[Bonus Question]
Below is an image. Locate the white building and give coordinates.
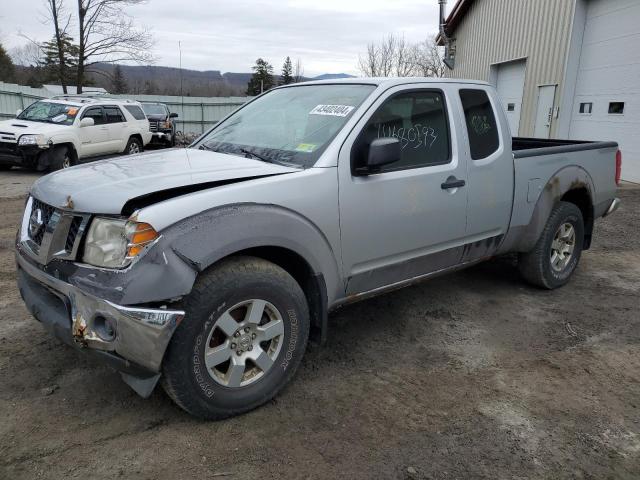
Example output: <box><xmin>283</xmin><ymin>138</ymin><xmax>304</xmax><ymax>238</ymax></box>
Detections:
<box><xmin>438</xmin><ymin>0</ymin><xmax>640</xmax><ymax>182</ymax></box>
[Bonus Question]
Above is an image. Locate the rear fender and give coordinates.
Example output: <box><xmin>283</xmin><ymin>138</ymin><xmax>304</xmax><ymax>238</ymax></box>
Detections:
<box><xmin>499</xmin><ymin>165</ymin><xmax>594</xmax><ymax>254</ymax></box>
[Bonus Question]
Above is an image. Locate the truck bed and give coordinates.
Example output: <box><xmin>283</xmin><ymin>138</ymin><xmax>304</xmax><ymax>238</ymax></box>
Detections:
<box><xmin>512</xmin><ymin>137</ymin><xmax>618</xmax><ymax>158</ymax></box>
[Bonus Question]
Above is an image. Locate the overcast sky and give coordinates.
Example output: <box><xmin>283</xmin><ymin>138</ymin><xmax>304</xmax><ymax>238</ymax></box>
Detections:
<box><xmin>0</xmin><ymin>0</ymin><xmax>444</xmax><ymax>77</ymax></box>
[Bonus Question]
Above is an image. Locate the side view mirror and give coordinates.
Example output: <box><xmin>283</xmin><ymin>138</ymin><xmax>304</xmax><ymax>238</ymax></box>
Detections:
<box><xmin>169</xmin><ymin>112</ymin><xmax>178</xmax><ymax>118</ymax></box>
<box><xmin>16</xmin><ymin>109</ymin><xmax>22</xmax><ymax>117</ymax></box>
<box><xmin>80</xmin><ymin>117</ymin><xmax>95</xmax><ymax>127</ymax></box>
<box><xmin>359</xmin><ymin>137</ymin><xmax>401</xmax><ymax>174</ymax></box>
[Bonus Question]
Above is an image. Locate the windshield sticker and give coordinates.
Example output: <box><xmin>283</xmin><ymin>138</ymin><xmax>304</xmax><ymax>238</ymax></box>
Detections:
<box><xmin>51</xmin><ymin>114</ymin><xmax>68</xmax><ymax>123</ymax></box>
<box><xmin>309</xmin><ymin>104</ymin><xmax>355</xmax><ymax>117</ymax></box>
<box><xmin>295</xmin><ymin>143</ymin><xmax>317</xmax><ymax>153</ymax></box>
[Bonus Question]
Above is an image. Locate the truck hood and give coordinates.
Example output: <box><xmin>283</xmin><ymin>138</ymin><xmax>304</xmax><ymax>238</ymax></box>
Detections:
<box><xmin>0</xmin><ymin>119</ymin><xmax>69</xmax><ymax>139</ymax></box>
<box><xmin>30</xmin><ymin>148</ymin><xmax>301</xmax><ymax>215</ymax></box>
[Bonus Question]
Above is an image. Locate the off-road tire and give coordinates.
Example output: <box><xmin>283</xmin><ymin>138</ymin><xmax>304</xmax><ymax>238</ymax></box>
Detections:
<box><xmin>161</xmin><ymin>256</ymin><xmax>310</xmax><ymax>420</ymax></box>
<box><xmin>49</xmin><ymin>146</ymin><xmax>74</xmax><ymax>171</ymax></box>
<box><xmin>518</xmin><ymin>201</ymin><xmax>584</xmax><ymax>289</ymax></box>
<box><xmin>124</xmin><ymin>137</ymin><xmax>142</xmax><ymax>155</ymax></box>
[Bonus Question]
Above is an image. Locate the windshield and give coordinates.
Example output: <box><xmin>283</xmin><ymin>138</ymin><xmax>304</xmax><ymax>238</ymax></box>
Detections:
<box><xmin>194</xmin><ymin>84</ymin><xmax>376</xmax><ymax>168</ymax></box>
<box><xmin>17</xmin><ymin>101</ymin><xmax>81</xmax><ymax>125</ymax></box>
<box><xmin>142</xmin><ymin>104</ymin><xmax>167</xmax><ymax>116</ymax></box>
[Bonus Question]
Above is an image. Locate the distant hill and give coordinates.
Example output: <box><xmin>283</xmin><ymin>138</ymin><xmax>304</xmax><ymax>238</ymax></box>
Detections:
<box><xmin>312</xmin><ymin>73</ymin><xmax>356</xmax><ymax>80</ymax></box>
<box><xmin>16</xmin><ymin>62</ymin><xmax>358</xmax><ymax>97</ymax></box>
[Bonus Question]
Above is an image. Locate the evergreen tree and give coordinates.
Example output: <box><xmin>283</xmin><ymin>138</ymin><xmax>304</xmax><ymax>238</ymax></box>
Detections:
<box><xmin>0</xmin><ymin>43</ymin><xmax>16</xmax><ymax>82</ymax></box>
<box><xmin>246</xmin><ymin>58</ymin><xmax>275</xmax><ymax>95</ymax></box>
<box><xmin>40</xmin><ymin>34</ymin><xmax>79</xmax><ymax>86</ymax></box>
<box><xmin>112</xmin><ymin>65</ymin><xmax>128</xmax><ymax>93</ymax></box>
<box><xmin>280</xmin><ymin>56</ymin><xmax>293</xmax><ymax>85</ymax></box>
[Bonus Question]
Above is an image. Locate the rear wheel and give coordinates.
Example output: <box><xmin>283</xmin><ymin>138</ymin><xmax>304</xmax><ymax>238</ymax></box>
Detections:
<box><xmin>518</xmin><ymin>201</ymin><xmax>584</xmax><ymax>289</ymax></box>
<box><xmin>124</xmin><ymin>137</ymin><xmax>142</xmax><ymax>155</ymax></box>
<box><xmin>162</xmin><ymin>256</ymin><xmax>310</xmax><ymax>419</ymax></box>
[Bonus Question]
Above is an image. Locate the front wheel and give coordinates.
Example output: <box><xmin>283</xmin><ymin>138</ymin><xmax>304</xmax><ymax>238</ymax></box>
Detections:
<box><xmin>518</xmin><ymin>201</ymin><xmax>584</xmax><ymax>289</ymax></box>
<box><xmin>124</xmin><ymin>137</ymin><xmax>142</xmax><ymax>155</ymax></box>
<box><xmin>49</xmin><ymin>146</ymin><xmax>74</xmax><ymax>171</ymax></box>
<box><xmin>162</xmin><ymin>256</ymin><xmax>310</xmax><ymax>419</ymax></box>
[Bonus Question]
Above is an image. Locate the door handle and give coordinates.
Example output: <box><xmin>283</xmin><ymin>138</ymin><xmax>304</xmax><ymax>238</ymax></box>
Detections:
<box><xmin>441</xmin><ymin>178</ymin><xmax>466</xmax><ymax>190</ymax></box>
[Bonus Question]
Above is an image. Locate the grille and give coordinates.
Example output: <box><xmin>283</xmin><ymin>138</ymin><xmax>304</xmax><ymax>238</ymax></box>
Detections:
<box><xmin>66</xmin><ymin>216</ymin><xmax>84</xmax><ymax>252</ymax></box>
<box><xmin>149</xmin><ymin>121</ymin><xmax>158</xmax><ymax>132</ymax></box>
<box><xmin>30</xmin><ymin>198</ymin><xmax>56</xmax><ymax>245</ymax></box>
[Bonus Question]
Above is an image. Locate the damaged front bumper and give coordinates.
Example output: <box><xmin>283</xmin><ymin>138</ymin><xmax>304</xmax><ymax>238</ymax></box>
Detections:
<box><xmin>16</xmin><ymin>248</ymin><xmax>185</xmax><ymax>397</ymax></box>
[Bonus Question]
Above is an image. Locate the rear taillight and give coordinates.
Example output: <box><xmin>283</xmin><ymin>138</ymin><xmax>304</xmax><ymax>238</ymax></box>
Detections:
<box><xmin>615</xmin><ymin>150</ymin><xmax>622</xmax><ymax>186</ymax></box>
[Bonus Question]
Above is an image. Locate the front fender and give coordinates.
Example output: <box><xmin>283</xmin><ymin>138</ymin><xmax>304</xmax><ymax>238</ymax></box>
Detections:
<box><xmin>166</xmin><ymin>203</ymin><xmax>342</xmax><ymax>303</ymax></box>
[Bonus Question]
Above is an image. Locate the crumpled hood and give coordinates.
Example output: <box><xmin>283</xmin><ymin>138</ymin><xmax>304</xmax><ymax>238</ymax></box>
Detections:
<box><xmin>30</xmin><ymin>148</ymin><xmax>301</xmax><ymax>214</ymax></box>
<box><xmin>0</xmin><ymin>119</ymin><xmax>68</xmax><ymax>138</ymax></box>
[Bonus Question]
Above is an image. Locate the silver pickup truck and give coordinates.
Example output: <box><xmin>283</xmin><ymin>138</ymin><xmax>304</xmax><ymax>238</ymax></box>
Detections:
<box><xmin>16</xmin><ymin>78</ymin><xmax>621</xmax><ymax>419</ymax></box>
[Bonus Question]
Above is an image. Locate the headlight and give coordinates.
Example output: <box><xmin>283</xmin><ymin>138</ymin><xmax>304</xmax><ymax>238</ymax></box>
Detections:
<box><xmin>160</xmin><ymin>121</ymin><xmax>172</xmax><ymax>129</ymax></box>
<box><xmin>18</xmin><ymin>134</ymin><xmax>47</xmax><ymax>146</ymax></box>
<box><xmin>83</xmin><ymin>218</ymin><xmax>159</xmax><ymax>269</ymax></box>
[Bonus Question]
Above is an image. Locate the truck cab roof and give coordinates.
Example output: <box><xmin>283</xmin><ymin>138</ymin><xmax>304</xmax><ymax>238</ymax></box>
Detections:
<box><xmin>283</xmin><ymin>77</ymin><xmax>492</xmax><ymax>89</ymax></box>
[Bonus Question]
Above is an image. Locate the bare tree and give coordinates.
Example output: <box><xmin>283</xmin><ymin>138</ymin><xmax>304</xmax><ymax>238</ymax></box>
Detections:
<box><xmin>45</xmin><ymin>0</ymin><xmax>73</xmax><ymax>93</ymax></box>
<box><xmin>10</xmin><ymin>42</ymin><xmax>43</xmax><ymax>66</ymax></box>
<box><xmin>411</xmin><ymin>35</ymin><xmax>445</xmax><ymax>78</ymax></box>
<box><xmin>76</xmin><ymin>0</ymin><xmax>154</xmax><ymax>93</ymax></box>
<box><xmin>293</xmin><ymin>58</ymin><xmax>304</xmax><ymax>83</ymax></box>
<box><xmin>358</xmin><ymin>33</ymin><xmax>445</xmax><ymax>78</ymax></box>
<box><xmin>393</xmin><ymin>35</ymin><xmax>415</xmax><ymax>77</ymax></box>
<box><xmin>358</xmin><ymin>34</ymin><xmax>394</xmax><ymax>77</ymax></box>
<box><xmin>358</xmin><ymin>34</ymin><xmax>414</xmax><ymax>77</ymax></box>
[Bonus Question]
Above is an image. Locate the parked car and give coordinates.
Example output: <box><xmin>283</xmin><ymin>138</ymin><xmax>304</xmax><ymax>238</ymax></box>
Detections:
<box><xmin>0</xmin><ymin>96</ymin><xmax>152</xmax><ymax>171</ymax></box>
<box><xmin>141</xmin><ymin>102</ymin><xmax>178</xmax><ymax>146</ymax></box>
<box><xmin>16</xmin><ymin>78</ymin><xmax>621</xmax><ymax>419</ymax></box>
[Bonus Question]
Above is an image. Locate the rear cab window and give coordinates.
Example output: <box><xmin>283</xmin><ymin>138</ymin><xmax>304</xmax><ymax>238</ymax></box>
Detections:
<box><xmin>352</xmin><ymin>89</ymin><xmax>451</xmax><ymax>173</ymax></box>
<box><xmin>459</xmin><ymin>89</ymin><xmax>500</xmax><ymax>160</ymax></box>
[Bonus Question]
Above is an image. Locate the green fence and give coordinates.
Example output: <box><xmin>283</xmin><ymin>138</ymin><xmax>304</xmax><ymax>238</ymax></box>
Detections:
<box><xmin>0</xmin><ymin>82</ymin><xmax>248</xmax><ymax>134</ymax></box>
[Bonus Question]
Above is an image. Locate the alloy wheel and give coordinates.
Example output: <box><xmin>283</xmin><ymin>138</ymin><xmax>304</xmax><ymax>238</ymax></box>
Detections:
<box><xmin>204</xmin><ymin>299</ymin><xmax>285</xmax><ymax>388</ymax></box>
<box><xmin>550</xmin><ymin>222</ymin><xmax>576</xmax><ymax>272</ymax></box>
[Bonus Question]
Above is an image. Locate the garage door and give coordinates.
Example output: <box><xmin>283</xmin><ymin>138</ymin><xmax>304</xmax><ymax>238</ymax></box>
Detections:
<box><xmin>569</xmin><ymin>0</ymin><xmax>640</xmax><ymax>183</ymax></box>
<box><xmin>494</xmin><ymin>60</ymin><xmax>526</xmax><ymax>136</ymax></box>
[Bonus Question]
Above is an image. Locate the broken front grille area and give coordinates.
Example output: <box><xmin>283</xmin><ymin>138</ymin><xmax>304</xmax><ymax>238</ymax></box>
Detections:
<box><xmin>29</xmin><ymin>198</ymin><xmax>56</xmax><ymax>245</ymax></box>
<box><xmin>22</xmin><ymin>197</ymin><xmax>91</xmax><ymax>264</ymax></box>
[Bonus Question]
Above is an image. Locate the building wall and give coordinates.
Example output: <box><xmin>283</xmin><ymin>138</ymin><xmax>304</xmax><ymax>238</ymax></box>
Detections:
<box><xmin>444</xmin><ymin>0</ymin><xmax>576</xmax><ymax>137</ymax></box>
<box><xmin>567</xmin><ymin>0</ymin><xmax>640</xmax><ymax>182</ymax></box>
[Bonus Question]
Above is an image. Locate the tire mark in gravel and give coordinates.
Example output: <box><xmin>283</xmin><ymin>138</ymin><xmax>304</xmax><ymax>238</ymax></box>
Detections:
<box><xmin>0</xmin><ymin>418</ymin><xmax>171</xmax><ymax>466</ymax></box>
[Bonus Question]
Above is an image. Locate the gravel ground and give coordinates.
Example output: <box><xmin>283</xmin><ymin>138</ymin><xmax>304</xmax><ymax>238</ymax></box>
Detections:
<box><xmin>0</xmin><ymin>170</ymin><xmax>639</xmax><ymax>480</ymax></box>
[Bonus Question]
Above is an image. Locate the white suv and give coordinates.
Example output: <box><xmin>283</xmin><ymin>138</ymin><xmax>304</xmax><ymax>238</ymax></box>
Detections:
<box><xmin>0</xmin><ymin>96</ymin><xmax>152</xmax><ymax>171</ymax></box>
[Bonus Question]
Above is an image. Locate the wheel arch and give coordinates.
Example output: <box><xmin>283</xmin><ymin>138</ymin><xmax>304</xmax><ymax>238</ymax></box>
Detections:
<box><xmin>215</xmin><ymin>246</ymin><xmax>328</xmax><ymax>344</ymax></box>
<box><xmin>165</xmin><ymin>203</ymin><xmax>342</xmax><ymax>343</ymax></box>
<box><xmin>38</xmin><ymin>142</ymin><xmax>78</xmax><ymax>170</ymax></box>
<box><xmin>128</xmin><ymin>133</ymin><xmax>144</xmax><ymax>145</ymax></box>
